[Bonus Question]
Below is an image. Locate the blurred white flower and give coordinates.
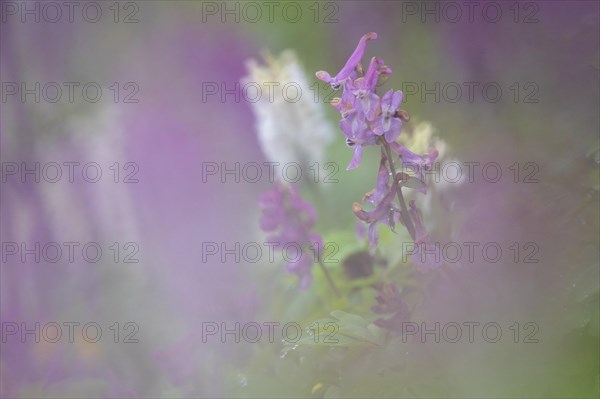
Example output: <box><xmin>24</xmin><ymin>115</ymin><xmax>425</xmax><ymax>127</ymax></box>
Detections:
<box><xmin>242</xmin><ymin>50</ymin><xmax>334</xmax><ymax>170</ymax></box>
<box><xmin>400</xmin><ymin>120</ymin><xmax>447</xmax><ymax>161</ymax></box>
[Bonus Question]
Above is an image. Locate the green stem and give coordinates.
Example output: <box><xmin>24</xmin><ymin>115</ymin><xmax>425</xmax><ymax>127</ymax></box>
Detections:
<box><xmin>317</xmin><ymin>257</ymin><xmax>341</xmax><ymax>297</ymax></box>
<box><xmin>382</xmin><ymin>141</ymin><xmax>417</xmax><ymax>241</ymax></box>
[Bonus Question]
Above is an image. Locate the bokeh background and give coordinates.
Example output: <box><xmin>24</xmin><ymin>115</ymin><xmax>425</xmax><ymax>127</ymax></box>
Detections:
<box><xmin>1</xmin><ymin>1</ymin><xmax>599</xmax><ymax>398</ymax></box>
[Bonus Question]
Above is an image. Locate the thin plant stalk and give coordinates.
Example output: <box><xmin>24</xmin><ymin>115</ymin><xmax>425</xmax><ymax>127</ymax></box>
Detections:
<box><xmin>381</xmin><ymin>140</ymin><xmax>417</xmax><ymax>241</ymax></box>
<box><xmin>317</xmin><ymin>257</ymin><xmax>341</xmax><ymax>297</ymax></box>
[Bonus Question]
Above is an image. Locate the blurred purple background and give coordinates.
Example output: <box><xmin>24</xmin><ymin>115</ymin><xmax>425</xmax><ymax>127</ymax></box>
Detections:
<box><xmin>1</xmin><ymin>1</ymin><xmax>598</xmax><ymax>397</ymax></box>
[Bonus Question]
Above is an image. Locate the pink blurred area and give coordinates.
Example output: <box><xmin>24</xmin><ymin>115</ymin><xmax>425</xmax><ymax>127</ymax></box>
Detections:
<box><xmin>1</xmin><ymin>8</ymin><xmax>271</xmax><ymax>397</ymax></box>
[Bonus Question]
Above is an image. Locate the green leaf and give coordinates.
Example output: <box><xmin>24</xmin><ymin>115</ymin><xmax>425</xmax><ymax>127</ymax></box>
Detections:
<box><xmin>330</xmin><ymin>310</ymin><xmax>367</xmax><ymax>326</ymax></box>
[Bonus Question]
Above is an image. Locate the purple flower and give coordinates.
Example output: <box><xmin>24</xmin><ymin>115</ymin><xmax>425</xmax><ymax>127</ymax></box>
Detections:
<box><xmin>390</xmin><ymin>142</ymin><xmax>439</xmax><ymax>193</ymax></box>
<box><xmin>372</xmin><ymin>283</ymin><xmax>410</xmax><ymax>333</ymax></box>
<box><xmin>259</xmin><ymin>182</ymin><xmax>316</xmax><ymax>244</ymax></box>
<box><xmin>372</xmin><ymin>90</ymin><xmax>403</xmax><ymax>143</ymax></box>
<box><xmin>336</xmin><ymin>85</ymin><xmax>379</xmax><ymax>170</ymax></box>
<box><xmin>258</xmin><ymin>182</ymin><xmax>322</xmax><ymax>288</ymax></box>
<box><xmin>353</xmin><ymin>172</ymin><xmax>407</xmax><ymax>249</ymax></box>
<box><xmin>316</xmin><ymin>32</ymin><xmax>378</xmax><ymax>89</ymax></box>
<box><xmin>349</xmin><ymin>57</ymin><xmax>383</xmax><ymax>121</ymax></box>
<box><xmin>338</xmin><ymin>98</ymin><xmax>367</xmax><ymax>142</ymax></box>
<box><xmin>317</xmin><ymin>32</ymin><xmax>440</xmax><ymax>264</ymax></box>
<box><xmin>321</xmin><ymin>33</ymin><xmax>409</xmax><ymax>171</ymax></box>
<box><xmin>346</xmin><ymin>143</ymin><xmax>364</xmax><ymax>170</ymax></box>
<box><xmin>364</xmin><ymin>149</ymin><xmax>393</xmax><ymax>206</ymax></box>
<box><xmin>342</xmin><ymin>125</ymin><xmax>378</xmax><ymax>171</ymax></box>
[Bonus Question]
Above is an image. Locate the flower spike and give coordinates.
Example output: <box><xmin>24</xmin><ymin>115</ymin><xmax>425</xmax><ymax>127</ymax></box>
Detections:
<box><xmin>316</xmin><ymin>32</ymin><xmax>378</xmax><ymax>89</ymax></box>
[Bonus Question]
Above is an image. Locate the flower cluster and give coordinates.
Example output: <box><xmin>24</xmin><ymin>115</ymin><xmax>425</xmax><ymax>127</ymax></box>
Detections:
<box><xmin>317</xmin><ymin>32</ymin><xmax>439</xmax><ymax>254</ymax></box>
<box><xmin>258</xmin><ymin>182</ymin><xmax>323</xmax><ymax>289</ymax></box>
<box><xmin>372</xmin><ymin>283</ymin><xmax>409</xmax><ymax>333</ymax></box>
<box><xmin>316</xmin><ymin>32</ymin><xmax>437</xmax><ymax>172</ymax></box>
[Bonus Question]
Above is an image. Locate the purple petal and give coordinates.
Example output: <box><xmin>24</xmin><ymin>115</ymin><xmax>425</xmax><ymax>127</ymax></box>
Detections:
<box><xmin>364</xmin><ymin>57</ymin><xmax>384</xmax><ymax>90</ymax></box>
<box><xmin>372</xmin><ymin>118</ymin><xmax>384</xmax><ymax>136</ymax></box>
<box><xmin>334</xmin><ymin>32</ymin><xmax>378</xmax><ymax>83</ymax></box>
<box><xmin>350</xmin><ymin>113</ymin><xmax>366</xmax><ymax>137</ymax></box>
<box><xmin>365</xmin><ymin>93</ymin><xmax>380</xmax><ymax>121</ymax></box>
<box><xmin>340</xmin><ymin>111</ymin><xmax>367</xmax><ymax>141</ymax></box>
<box><xmin>390</xmin><ymin>142</ymin><xmax>424</xmax><ymax>165</ymax></box>
<box><xmin>347</xmin><ymin>145</ymin><xmax>364</xmax><ymax>170</ymax></box>
<box><xmin>372</xmin><ymin>153</ymin><xmax>390</xmax><ymax>204</ymax></box>
<box><xmin>390</xmin><ymin>143</ymin><xmax>434</xmax><ymax>184</ymax></box>
<box><xmin>352</xmin><ymin>173</ymin><xmax>405</xmax><ymax>223</ymax></box>
<box><xmin>391</xmin><ymin>90</ymin><xmax>403</xmax><ymax>110</ymax></box>
<box><xmin>384</xmin><ymin>118</ymin><xmax>402</xmax><ymax>143</ymax></box>
<box><xmin>381</xmin><ymin>90</ymin><xmax>394</xmax><ymax>113</ymax></box>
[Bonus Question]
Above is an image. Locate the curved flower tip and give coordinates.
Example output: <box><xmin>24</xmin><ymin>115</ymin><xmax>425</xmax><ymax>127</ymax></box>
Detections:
<box><xmin>379</xmin><ymin>65</ymin><xmax>393</xmax><ymax>76</ymax></box>
<box><xmin>363</xmin><ymin>32</ymin><xmax>378</xmax><ymax>41</ymax></box>
<box><xmin>396</xmin><ymin>109</ymin><xmax>410</xmax><ymax>122</ymax></box>
<box><xmin>321</xmin><ymin>32</ymin><xmax>379</xmax><ymax>89</ymax></box>
<box><xmin>330</xmin><ymin>97</ymin><xmax>341</xmax><ymax>110</ymax></box>
<box><xmin>352</xmin><ymin>201</ymin><xmax>364</xmax><ymax>216</ymax></box>
<box><xmin>344</xmin><ymin>32</ymin><xmax>378</xmax><ymax>72</ymax></box>
<box><xmin>346</xmin><ymin>145</ymin><xmax>363</xmax><ymax>170</ymax></box>
<box><xmin>315</xmin><ymin>70</ymin><xmax>332</xmax><ymax>82</ymax></box>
